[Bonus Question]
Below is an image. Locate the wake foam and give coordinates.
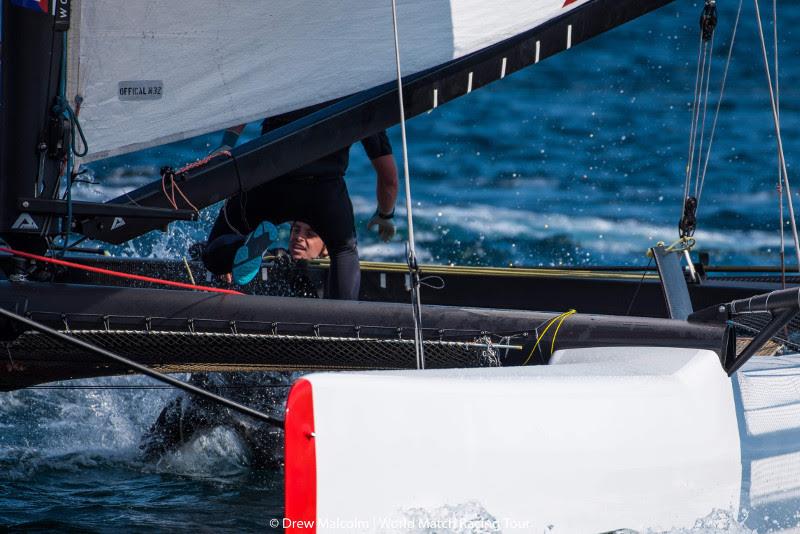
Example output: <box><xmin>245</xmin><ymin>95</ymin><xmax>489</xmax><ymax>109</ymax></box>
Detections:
<box><xmin>151</xmin><ymin>426</ymin><xmax>251</xmax><ymax>480</ymax></box>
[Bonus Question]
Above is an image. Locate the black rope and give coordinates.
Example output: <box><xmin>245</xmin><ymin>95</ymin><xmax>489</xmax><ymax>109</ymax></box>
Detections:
<box><xmin>626</xmin><ymin>257</ymin><xmax>654</xmax><ymax>316</ymax></box>
<box><xmin>65</xmin><ymin>99</ymin><xmax>88</xmax><ymax>157</ymax></box>
<box><xmin>228</xmin><ymin>152</ymin><xmax>252</xmax><ymax>233</ymax></box>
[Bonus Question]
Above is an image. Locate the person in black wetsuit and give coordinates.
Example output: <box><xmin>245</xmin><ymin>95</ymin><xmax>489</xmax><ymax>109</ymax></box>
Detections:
<box><xmin>201</xmin><ymin>107</ymin><xmax>398</xmax><ymax>300</ymax></box>
<box><xmin>263</xmin><ymin>221</ymin><xmax>328</xmax><ymax>298</ymax></box>
<box><xmin>141</xmin><ymin>221</ymin><xmax>329</xmax><ymax>467</ymax></box>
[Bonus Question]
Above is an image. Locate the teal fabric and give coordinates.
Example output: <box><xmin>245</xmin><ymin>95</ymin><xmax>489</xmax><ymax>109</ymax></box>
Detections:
<box><xmin>232</xmin><ymin>221</ymin><xmax>278</xmax><ymax>285</ymax></box>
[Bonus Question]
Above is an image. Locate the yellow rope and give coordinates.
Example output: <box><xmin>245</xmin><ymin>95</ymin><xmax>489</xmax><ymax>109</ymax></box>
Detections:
<box><xmin>549</xmin><ymin>309</ymin><xmax>576</xmax><ymax>356</ymax></box>
<box><xmin>182</xmin><ymin>256</ymin><xmax>196</xmax><ymax>285</ymax></box>
<box><xmin>522</xmin><ymin>309</ymin><xmax>576</xmax><ymax>366</ymax></box>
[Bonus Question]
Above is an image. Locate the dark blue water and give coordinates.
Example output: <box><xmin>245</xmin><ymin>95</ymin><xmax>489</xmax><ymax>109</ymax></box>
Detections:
<box><xmin>3</xmin><ymin>1</ymin><xmax>800</xmax><ymax>531</ymax></box>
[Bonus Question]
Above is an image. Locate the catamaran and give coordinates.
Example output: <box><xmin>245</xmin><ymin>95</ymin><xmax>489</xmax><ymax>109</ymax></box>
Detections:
<box><xmin>2</xmin><ymin>0</ymin><xmax>800</xmax><ymax>531</ymax></box>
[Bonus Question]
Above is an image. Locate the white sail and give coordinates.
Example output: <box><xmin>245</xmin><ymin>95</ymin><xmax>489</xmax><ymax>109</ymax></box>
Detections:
<box><xmin>67</xmin><ymin>0</ymin><xmax>588</xmax><ymax>162</ymax></box>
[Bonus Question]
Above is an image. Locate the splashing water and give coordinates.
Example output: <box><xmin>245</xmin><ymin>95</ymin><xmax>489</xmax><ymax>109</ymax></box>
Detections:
<box><xmin>5</xmin><ymin>0</ymin><xmax>800</xmax><ymax>530</ymax></box>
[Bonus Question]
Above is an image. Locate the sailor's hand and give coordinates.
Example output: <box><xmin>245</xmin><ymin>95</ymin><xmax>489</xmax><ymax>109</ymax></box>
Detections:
<box><xmin>367</xmin><ymin>208</ymin><xmax>396</xmax><ymax>242</ymax></box>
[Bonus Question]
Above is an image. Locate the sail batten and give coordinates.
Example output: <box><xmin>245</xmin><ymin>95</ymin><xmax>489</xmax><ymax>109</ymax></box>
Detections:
<box><xmin>67</xmin><ymin>0</ymin><xmax>593</xmax><ymax>162</ymax></box>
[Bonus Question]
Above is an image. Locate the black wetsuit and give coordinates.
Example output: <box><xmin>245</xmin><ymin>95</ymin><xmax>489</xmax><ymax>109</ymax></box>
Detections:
<box><xmin>263</xmin><ymin>248</ymin><xmax>322</xmax><ymax>298</ymax></box>
<box><xmin>141</xmin><ymin>248</ymin><xmax>318</xmax><ymax>467</ymax></box>
<box><xmin>203</xmin><ymin>109</ymin><xmax>392</xmax><ymax>300</ymax></box>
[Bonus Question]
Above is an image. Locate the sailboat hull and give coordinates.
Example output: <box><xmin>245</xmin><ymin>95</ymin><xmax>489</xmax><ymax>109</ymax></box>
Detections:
<box><xmin>285</xmin><ymin>346</ymin><xmax>742</xmax><ymax>532</ymax></box>
<box><xmin>0</xmin><ymin>279</ymin><xmax>728</xmax><ymax>390</ymax></box>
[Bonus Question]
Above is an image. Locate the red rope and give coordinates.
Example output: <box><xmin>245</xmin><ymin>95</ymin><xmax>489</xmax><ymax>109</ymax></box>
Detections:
<box><xmin>160</xmin><ymin>151</ymin><xmax>231</xmax><ymax>214</ymax></box>
<box><xmin>0</xmin><ymin>247</ymin><xmax>243</xmax><ymax>296</ymax></box>
<box><xmin>176</xmin><ymin>151</ymin><xmax>231</xmax><ymax>175</ymax></box>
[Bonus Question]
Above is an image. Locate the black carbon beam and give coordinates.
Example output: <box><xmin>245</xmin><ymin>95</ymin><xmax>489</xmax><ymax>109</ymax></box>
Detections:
<box><xmin>84</xmin><ymin>0</ymin><xmax>676</xmax><ymax>244</ymax></box>
<box><xmin>0</xmin><ymin>306</ymin><xmax>284</xmax><ymax>429</ymax></box>
<box><xmin>690</xmin><ymin>287</ymin><xmax>800</xmax><ymax>375</ymax></box>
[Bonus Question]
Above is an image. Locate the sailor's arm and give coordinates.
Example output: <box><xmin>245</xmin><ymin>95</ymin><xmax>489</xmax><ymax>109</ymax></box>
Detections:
<box><xmin>372</xmin><ymin>154</ymin><xmax>398</xmax><ymax>217</ymax></box>
<box><xmin>363</xmin><ymin>131</ymin><xmax>398</xmax><ymax>242</ymax></box>
<box><xmin>367</xmin><ymin>155</ymin><xmax>398</xmax><ymax>242</ymax></box>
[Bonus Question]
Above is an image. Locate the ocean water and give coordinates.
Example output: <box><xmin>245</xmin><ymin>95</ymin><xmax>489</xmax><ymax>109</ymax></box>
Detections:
<box><xmin>4</xmin><ymin>0</ymin><xmax>800</xmax><ymax>531</ymax></box>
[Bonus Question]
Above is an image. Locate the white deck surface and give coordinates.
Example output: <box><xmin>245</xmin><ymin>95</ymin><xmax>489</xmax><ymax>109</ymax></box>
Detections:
<box><xmin>736</xmin><ymin>353</ymin><xmax>800</xmax><ymax>532</ymax></box>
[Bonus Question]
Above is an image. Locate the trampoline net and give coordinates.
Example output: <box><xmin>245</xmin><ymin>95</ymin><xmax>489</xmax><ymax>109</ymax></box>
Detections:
<box><xmin>6</xmin><ymin>329</ymin><xmax>505</xmax><ymax>374</ymax></box>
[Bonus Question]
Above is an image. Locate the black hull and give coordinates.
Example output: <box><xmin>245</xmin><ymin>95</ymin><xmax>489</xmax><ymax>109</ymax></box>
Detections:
<box><xmin>2</xmin><ymin>255</ymin><xmax>786</xmax><ymax>317</ymax></box>
<box><xmin>0</xmin><ymin>279</ymin><xmax>728</xmax><ymax>390</ymax></box>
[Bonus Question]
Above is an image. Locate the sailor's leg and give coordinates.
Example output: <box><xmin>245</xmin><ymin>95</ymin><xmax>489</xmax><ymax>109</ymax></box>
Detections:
<box><xmin>209</xmin><ymin>192</ymin><xmax>249</xmax><ymax>240</ymax></box>
<box><xmin>202</xmin><ymin>233</ymin><xmax>245</xmax><ymax>276</ymax></box>
<box><xmin>327</xmin><ymin>236</ymin><xmax>360</xmax><ymax>300</ymax></box>
<box><xmin>310</xmin><ymin>177</ymin><xmax>360</xmax><ymax>300</ymax></box>
<box><xmin>204</xmin><ymin>181</ymin><xmax>291</xmax><ymax>279</ymax></box>
<box><xmin>232</xmin><ymin>220</ymin><xmax>278</xmax><ymax>285</ymax></box>
<box><xmin>202</xmin><ymin>193</ymin><xmax>249</xmax><ymax>275</ymax></box>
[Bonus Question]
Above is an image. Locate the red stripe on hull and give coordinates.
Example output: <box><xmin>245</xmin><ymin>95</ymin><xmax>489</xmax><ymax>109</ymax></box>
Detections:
<box><xmin>563</xmin><ymin>0</ymin><xmax>579</xmax><ymax>5</ymax></box>
<box><xmin>284</xmin><ymin>378</ymin><xmax>317</xmax><ymax>533</ymax></box>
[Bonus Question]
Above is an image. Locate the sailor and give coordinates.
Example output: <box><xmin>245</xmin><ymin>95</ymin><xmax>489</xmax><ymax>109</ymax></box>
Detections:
<box><xmin>263</xmin><ymin>221</ymin><xmax>329</xmax><ymax>298</ymax></box>
<box><xmin>142</xmin><ymin>220</ymin><xmax>330</xmax><ymax>467</ymax></box>
<box><xmin>201</xmin><ymin>107</ymin><xmax>398</xmax><ymax>300</ymax></box>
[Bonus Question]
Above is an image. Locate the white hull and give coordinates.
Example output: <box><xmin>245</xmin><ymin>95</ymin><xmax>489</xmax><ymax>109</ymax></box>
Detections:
<box><xmin>285</xmin><ymin>347</ymin><xmax>758</xmax><ymax>533</ymax></box>
<box><xmin>736</xmin><ymin>354</ymin><xmax>800</xmax><ymax>531</ymax></box>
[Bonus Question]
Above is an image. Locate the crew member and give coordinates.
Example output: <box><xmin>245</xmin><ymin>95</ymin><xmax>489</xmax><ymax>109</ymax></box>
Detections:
<box><xmin>202</xmin><ymin>107</ymin><xmax>398</xmax><ymax>300</ymax></box>
<box><xmin>267</xmin><ymin>221</ymin><xmax>329</xmax><ymax>298</ymax></box>
<box><xmin>142</xmin><ymin>221</ymin><xmax>331</xmax><ymax>467</ymax></box>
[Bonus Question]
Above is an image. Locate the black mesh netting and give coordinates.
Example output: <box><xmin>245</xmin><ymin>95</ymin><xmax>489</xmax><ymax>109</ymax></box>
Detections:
<box><xmin>731</xmin><ymin>312</ymin><xmax>800</xmax><ymax>355</ymax></box>
<box><xmin>5</xmin><ymin>329</ymin><xmax>504</xmax><ymax>373</ymax></box>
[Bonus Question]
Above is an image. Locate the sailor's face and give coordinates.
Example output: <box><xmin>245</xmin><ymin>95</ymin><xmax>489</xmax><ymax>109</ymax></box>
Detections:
<box><xmin>290</xmin><ymin>221</ymin><xmax>327</xmax><ymax>260</ymax></box>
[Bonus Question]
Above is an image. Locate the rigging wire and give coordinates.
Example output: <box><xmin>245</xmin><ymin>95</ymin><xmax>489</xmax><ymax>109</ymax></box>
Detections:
<box><xmin>684</xmin><ymin>32</ymin><xmax>706</xmax><ymax>203</ymax></box>
<box><xmin>696</xmin><ymin>0</ymin><xmax>744</xmax><ymax>208</ymax></box>
<box><xmin>752</xmin><ymin>0</ymin><xmax>800</xmax><ymax>272</ymax></box>
<box><xmin>693</xmin><ymin>33</ymin><xmax>715</xmax><ymax>199</ymax></box>
<box><xmin>625</xmin><ymin>257</ymin><xmax>654</xmax><ymax>316</ymax></box>
<box><xmin>390</xmin><ymin>0</ymin><xmax>425</xmax><ymax>369</ymax></box>
<box><xmin>680</xmin><ymin>0</ymin><xmax>717</xmax><ymax>241</ymax></box>
<box><xmin>772</xmin><ymin>0</ymin><xmax>786</xmax><ymax>288</ymax></box>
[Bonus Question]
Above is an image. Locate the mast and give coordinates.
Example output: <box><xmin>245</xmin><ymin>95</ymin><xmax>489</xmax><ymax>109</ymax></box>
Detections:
<box><xmin>0</xmin><ymin>0</ymin><xmax>68</xmax><ymax>253</ymax></box>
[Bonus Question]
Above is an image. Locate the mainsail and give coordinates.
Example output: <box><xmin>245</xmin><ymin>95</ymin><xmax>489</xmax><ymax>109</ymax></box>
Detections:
<box><xmin>68</xmin><ymin>0</ymin><xmax>591</xmax><ymax>162</ymax></box>
<box><xmin>0</xmin><ymin>0</ymin><xmax>673</xmax><ymax>244</ymax></box>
